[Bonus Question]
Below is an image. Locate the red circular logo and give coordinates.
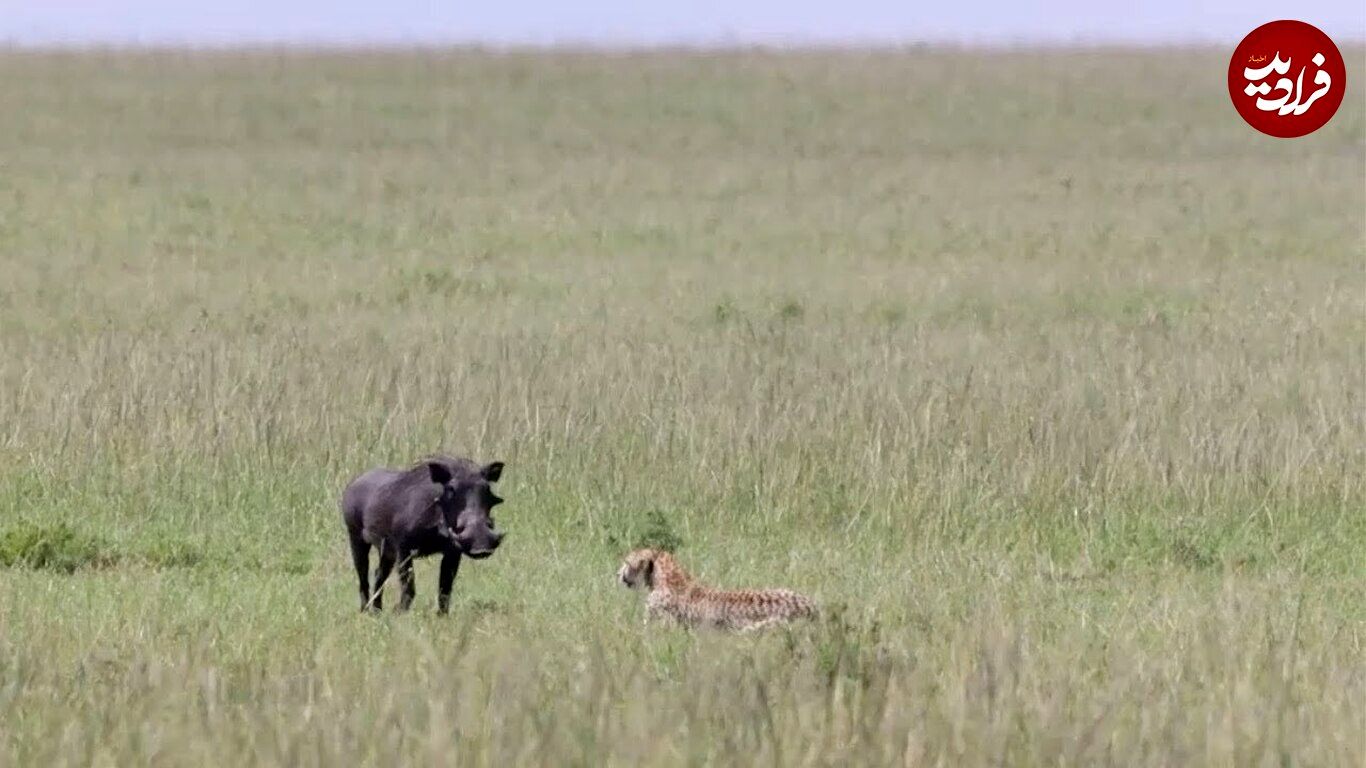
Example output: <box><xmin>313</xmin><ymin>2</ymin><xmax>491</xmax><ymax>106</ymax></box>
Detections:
<box><xmin>1228</xmin><ymin>20</ymin><xmax>1346</xmax><ymax>138</ymax></box>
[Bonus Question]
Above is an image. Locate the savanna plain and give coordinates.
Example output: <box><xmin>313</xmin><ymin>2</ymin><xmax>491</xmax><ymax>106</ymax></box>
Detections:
<box><xmin>0</xmin><ymin>48</ymin><xmax>1363</xmax><ymax>766</ymax></box>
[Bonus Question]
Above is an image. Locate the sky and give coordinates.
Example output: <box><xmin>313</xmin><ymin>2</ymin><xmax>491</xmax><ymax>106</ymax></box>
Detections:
<box><xmin>1</xmin><ymin>1</ymin><xmax>1363</xmax><ymax>47</ymax></box>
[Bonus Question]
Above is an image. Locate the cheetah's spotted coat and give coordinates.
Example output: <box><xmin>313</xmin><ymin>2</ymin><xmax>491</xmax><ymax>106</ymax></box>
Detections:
<box><xmin>617</xmin><ymin>548</ymin><xmax>816</xmax><ymax>632</ymax></box>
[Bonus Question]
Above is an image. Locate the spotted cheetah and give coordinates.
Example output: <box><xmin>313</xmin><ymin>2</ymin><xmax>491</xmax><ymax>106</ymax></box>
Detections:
<box><xmin>616</xmin><ymin>548</ymin><xmax>816</xmax><ymax>632</ymax></box>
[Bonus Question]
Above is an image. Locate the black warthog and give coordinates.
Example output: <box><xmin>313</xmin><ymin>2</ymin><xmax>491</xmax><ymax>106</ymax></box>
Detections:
<box><xmin>341</xmin><ymin>455</ymin><xmax>505</xmax><ymax>613</ymax></box>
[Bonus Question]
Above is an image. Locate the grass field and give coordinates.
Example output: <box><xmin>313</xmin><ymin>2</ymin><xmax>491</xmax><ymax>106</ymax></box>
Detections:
<box><xmin>0</xmin><ymin>48</ymin><xmax>1363</xmax><ymax>766</ymax></box>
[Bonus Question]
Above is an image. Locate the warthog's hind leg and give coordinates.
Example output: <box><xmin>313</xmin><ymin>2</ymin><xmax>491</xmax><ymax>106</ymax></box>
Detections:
<box><xmin>349</xmin><ymin>536</ymin><xmax>372</xmax><ymax>612</ymax></box>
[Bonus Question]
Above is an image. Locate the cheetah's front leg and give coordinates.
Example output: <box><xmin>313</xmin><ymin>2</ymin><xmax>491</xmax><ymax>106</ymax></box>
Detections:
<box><xmin>644</xmin><ymin>601</ymin><xmax>660</xmax><ymax>627</ymax></box>
<box><xmin>739</xmin><ymin>617</ymin><xmax>784</xmax><ymax>634</ymax></box>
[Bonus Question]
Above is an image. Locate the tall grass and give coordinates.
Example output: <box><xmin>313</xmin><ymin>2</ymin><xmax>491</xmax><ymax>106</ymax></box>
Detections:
<box><xmin>0</xmin><ymin>48</ymin><xmax>1362</xmax><ymax>765</ymax></box>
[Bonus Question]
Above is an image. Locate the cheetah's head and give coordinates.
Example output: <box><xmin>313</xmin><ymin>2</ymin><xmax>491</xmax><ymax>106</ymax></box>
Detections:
<box><xmin>617</xmin><ymin>548</ymin><xmax>658</xmax><ymax>589</ymax></box>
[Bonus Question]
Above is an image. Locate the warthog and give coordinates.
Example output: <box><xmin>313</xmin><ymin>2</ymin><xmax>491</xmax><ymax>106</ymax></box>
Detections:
<box><xmin>341</xmin><ymin>455</ymin><xmax>506</xmax><ymax>613</ymax></box>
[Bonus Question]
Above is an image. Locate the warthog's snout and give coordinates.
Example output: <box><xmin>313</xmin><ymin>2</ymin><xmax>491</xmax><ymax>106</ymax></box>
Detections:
<box><xmin>461</xmin><ymin>528</ymin><xmax>504</xmax><ymax>559</ymax></box>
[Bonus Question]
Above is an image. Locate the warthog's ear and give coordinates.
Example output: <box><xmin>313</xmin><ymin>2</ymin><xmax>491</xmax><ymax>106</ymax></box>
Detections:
<box><xmin>427</xmin><ymin>462</ymin><xmax>453</xmax><ymax>485</ymax></box>
<box><xmin>481</xmin><ymin>461</ymin><xmax>505</xmax><ymax>482</ymax></box>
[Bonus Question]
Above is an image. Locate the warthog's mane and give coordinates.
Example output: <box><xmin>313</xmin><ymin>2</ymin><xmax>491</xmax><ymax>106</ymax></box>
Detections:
<box><xmin>398</xmin><ymin>454</ymin><xmax>484</xmax><ymax>488</ymax></box>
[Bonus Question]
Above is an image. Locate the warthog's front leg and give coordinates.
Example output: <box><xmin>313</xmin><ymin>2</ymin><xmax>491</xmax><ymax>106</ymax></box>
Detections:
<box><xmin>437</xmin><ymin>551</ymin><xmax>462</xmax><ymax>615</ymax></box>
<box><xmin>396</xmin><ymin>548</ymin><xmax>416</xmax><ymax>612</ymax></box>
<box><xmin>372</xmin><ymin>545</ymin><xmax>396</xmax><ymax>612</ymax></box>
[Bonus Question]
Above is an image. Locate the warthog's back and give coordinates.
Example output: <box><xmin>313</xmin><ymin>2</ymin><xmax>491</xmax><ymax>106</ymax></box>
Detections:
<box><xmin>341</xmin><ymin>467</ymin><xmax>411</xmax><ymax>541</ymax></box>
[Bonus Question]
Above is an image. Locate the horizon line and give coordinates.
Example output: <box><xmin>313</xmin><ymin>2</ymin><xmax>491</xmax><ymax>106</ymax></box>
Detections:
<box><xmin>6</xmin><ymin>35</ymin><xmax>1366</xmax><ymax>54</ymax></box>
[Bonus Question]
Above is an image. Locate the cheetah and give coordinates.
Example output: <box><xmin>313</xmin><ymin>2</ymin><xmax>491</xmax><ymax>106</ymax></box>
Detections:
<box><xmin>616</xmin><ymin>548</ymin><xmax>816</xmax><ymax>632</ymax></box>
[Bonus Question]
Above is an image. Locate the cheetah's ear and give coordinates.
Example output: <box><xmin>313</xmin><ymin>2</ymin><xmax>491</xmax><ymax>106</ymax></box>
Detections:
<box><xmin>643</xmin><ymin>558</ymin><xmax>654</xmax><ymax>587</ymax></box>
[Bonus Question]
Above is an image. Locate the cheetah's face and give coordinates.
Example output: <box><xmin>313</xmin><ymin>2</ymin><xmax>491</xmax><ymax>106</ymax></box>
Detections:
<box><xmin>617</xmin><ymin>549</ymin><xmax>656</xmax><ymax>589</ymax></box>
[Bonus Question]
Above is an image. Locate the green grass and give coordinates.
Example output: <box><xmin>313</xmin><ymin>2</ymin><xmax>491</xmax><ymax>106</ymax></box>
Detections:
<box><xmin>0</xmin><ymin>47</ymin><xmax>1363</xmax><ymax>765</ymax></box>
<box><xmin>0</xmin><ymin>521</ymin><xmax>113</xmax><ymax>572</ymax></box>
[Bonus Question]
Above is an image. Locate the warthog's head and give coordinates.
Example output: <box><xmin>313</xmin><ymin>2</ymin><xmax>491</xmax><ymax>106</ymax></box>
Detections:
<box><xmin>428</xmin><ymin>460</ymin><xmax>505</xmax><ymax>559</ymax></box>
